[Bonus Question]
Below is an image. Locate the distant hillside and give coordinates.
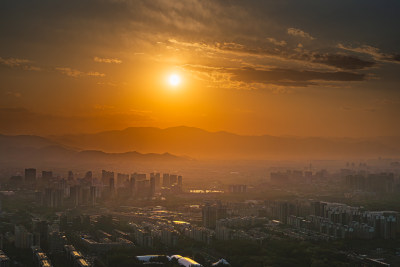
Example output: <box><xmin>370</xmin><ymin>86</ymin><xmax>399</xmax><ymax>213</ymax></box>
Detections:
<box><xmin>0</xmin><ymin>134</ymin><xmax>57</xmax><ymax>148</ymax></box>
<box><xmin>0</xmin><ymin>134</ymin><xmax>186</xmax><ymax>167</ymax></box>
<box><xmin>48</xmin><ymin>126</ymin><xmax>400</xmax><ymax>159</ymax></box>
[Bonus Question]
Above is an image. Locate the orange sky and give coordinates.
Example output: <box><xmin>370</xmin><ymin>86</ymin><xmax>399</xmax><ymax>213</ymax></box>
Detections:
<box><xmin>1</xmin><ymin>1</ymin><xmax>400</xmax><ymax>137</ymax></box>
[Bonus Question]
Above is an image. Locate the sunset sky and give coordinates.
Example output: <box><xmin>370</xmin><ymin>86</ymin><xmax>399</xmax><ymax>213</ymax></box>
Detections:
<box><xmin>1</xmin><ymin>0</ymin><xmax>400</xmax><ymax>137</ymax></box>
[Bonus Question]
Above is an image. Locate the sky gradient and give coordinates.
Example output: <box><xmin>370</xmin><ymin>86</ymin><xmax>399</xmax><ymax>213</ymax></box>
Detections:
<box><xmin>1</xmin><ymin>0</ymin><xmax>400</xmax><ymax>137</ymax></box>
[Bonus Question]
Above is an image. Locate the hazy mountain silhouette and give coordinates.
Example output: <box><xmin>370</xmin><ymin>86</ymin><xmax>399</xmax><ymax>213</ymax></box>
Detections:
<box><xmin>0</xmin><ymin>134</ymin><xmax>186</xmax><ymax>167</ymax></box>
<box><xmin>48</xmin><ymin>126</ymin><xmax>400</xmax><ymax>159</ymax></box>
<box><xmin>0</xmin><ymin>134</ymin><xmax>57</xmax><ymax>148</ymax></box>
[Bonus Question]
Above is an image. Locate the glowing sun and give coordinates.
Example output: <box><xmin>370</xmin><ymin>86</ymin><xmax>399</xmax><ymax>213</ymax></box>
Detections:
<box><xmin>168</xmin><ymin>74</ymin><xmax>181</xmax><ymax>87</ymax></box>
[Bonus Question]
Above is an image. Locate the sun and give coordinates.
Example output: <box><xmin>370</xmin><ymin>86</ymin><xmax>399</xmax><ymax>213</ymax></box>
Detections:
<box><xmin>168</xmin><ymin>74</ymin><xmax>181</xmax><ymax>87</ymax></box>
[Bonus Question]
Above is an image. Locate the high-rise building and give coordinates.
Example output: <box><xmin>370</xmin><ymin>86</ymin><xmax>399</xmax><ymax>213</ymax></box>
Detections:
<box><xmin>101</xmin><ymin>170</ymin><xmax>114</xmax><ymax>185</ymax></box>
<box><xmin>202</xmin><ymin>204</ymin><xmax>217</xmax><ymax>229</ymax></box>
<box><xmin>84</xmin><ymin>171</ymin><xmax>92</xmax><ymax>183</ymax></box>
<box><xmin>90</xmin><ymin>186</ymin><xmax>97</xmax><ymax>206</ymax></box>
<box><xmin>178</xmin><ymin>175</ymin><xmax>183</xmax><ymax>187</ymax></box>
<box><xmin>170</xmin><ymin>174</ymin><xmax>178</xmax><ymax>185</ymax></box>
<box><xmin>117</xmin><ymin>173</ymin><xmax>129</xmax><ymax>187</ymax></box>
<box><xmin>150</xmin><ymin>176</ymin><xmax>156</xmax><ymax>197</ymax></box>
<box><xmin>68</xmin><ymin>171</ymin><xmax>74</xmax><ymax>181</ymax></box>
<box><xmin>163</xmin><ymin>173</ymin><xmax>170</xmax><ymax>187</ymax></box>
<box><xmin>136</xmin><ymin>180</ymin><xmax>150</xmax><ymax>197</ymax></box>
<box><xmin>14</xmin><ymin>225</ymin><xmax>33</xmax><ymax>248</ymax></box>
<box><xmin>44</xmin><ymin>188</ymin><xmax>53</xmax><ymax>208</ymax></box>
<box><xmin>130</xmin><ymin>175</ymin><xmax>136</xmax><ymax>197</ymax></box>
<box><xmin>81</xmin><ymin>187</ymin><xmax>90</xmax><ymax>205</ymax></box>
<box><xmin>228</xmin><ymin>184</ymin><xmax>247</xmax><ymax>193</ymax></box>
<box><xmin>70</xmin><ymin>185</ymin><xmax>81</xmax><ymax>206</ymax></box>
<box><xmin>155</xmin><ymin>173</ymin><xmax>161</xmax><ymax>192</ymax></box>
<box><xmin>25</xmin><ymin>168</ymin><xmax>36</xmax><ymax>183</ymax></box>
<box><xmin>109</xmin><ymin>178</ymin><xmax>115</xmax><ymax>195</ymax></box>
<box><xmin>42</xmin><ymin>171</ymin><xmax>52</xmax><ymax>183</ymax></box>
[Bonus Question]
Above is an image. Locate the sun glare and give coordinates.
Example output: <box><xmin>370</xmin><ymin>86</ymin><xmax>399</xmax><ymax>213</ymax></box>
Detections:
<box><xmin>168</xmin><ymin>74</ymin><xmax>181</xmax><ymax>87</ymax></box>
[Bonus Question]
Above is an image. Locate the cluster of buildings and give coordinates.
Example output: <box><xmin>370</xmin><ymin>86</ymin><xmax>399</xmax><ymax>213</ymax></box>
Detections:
<box><xmin>270</xmin><ymin>169</ymin><xmax>328</xmax><ymax>184</ymax></box>
<box><xmin>345</xmin><ymin>172</ymin><xmax>399</xmax><ymax>194</ymax></box>
<box><xmin>215</xmin><ymin>217</ymin><xmax>269</xmax><ymax>243</ymax></box>
<box><xmin>64</xmin><ymin>245</ymin><xmax>90</xmax><ymax>267</ymax></box>
<box><xmin>265</xmin><ymin>200</ymin><xmax>399</xmax><ymax>240</ymax></box>
<box><xmin>12</xmin><ymin>218</ymin><xmax>65</xmax><ymax>251</ymax></box>
<box><xmin>10</xmin><ymin>168</ymin><xmax>185</xmax><ymax>208</ymax></box>
<box><xmin>129</xmin><ymin>220</ymin><xmax>180</xmax><ymax>248</ymax></box>
<box><xmin>182</xmin><ymin>224</ymin><xmax>214</xmax><ymax>245</ymax></box>
<box><xmin>80</xmin><ymin>229</ymin><xmax>134</xmax><ymax>254</ymax></box>
<box><xmin>199</xmin><ymin>201</ymin><xmax>270</xmax><ymax>243</ymax></box>
<box><xmin>193</xmin><ymin>198</ymin><xmax>400</xmax><ymax>242</ymax></box>
<box><xmin>227</xmin><ymin>184</ymin><xmax>247</xmax><ymax>193</ymax></box>
<box><xmin>32</xmin><ymin>246</ymin><xmax>53</xmax><ymax>267</ymax></box>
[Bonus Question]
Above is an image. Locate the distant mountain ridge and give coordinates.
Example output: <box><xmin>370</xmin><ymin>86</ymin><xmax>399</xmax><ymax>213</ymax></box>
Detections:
<box><xmin>45</xmin><ymin>126</ymin><xmax>400</xmax><ymax>159</ymax></box>
<box><xmin>0</xmin><ymin>134</ymin><xmax>186</xmax><ymax>167</ymax></box>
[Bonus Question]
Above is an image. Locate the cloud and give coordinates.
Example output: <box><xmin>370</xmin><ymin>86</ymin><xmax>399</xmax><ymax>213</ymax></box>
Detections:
<box><xmin>94</xmin><ymin>56</ymin><xmax>122</xmax><ymax>64</ymax></box>
<box><xmin>169</xmin><ymin>39</ymin><xmax>374</xmax><ymax>72</ymax></box>
<box><xmin>56</xmin><ymin>67</ymin><xmax>105</xmax><ymax>77</ymax></box>
<box><xmin>87</xmin><ymin>71</ymin><xmax>106</xmax><ymax>77</ymax></box>
<box><xmin>184</xmin><ymin>64</ymin><xmax>365</xmax><ymax>89</ymax></box>
<box><xmin>0</xmin><ymin>57</ymin><xmax>31</xmax><ymax>67</ymax></box>
<box><xmin>308</xmin><ymin>53</ymin><xmax>375</xmax><ymax>70</ymax></box>
<box><xmin>229</xmin><ymin>67</ymin><xmax>365</xmax><ymax>84</ymax></box>
<box><xmin>55</xmin><ymin>67</ymin><xmax>83</xmax><ymax>77</ymax></box>
<box><xmin>287</xmin><ymin>28</ymin><xmax>315</xmax><ymax>40</ymax></box>
<box><xmin>337</xmin><ymin>43</ymin><xmax>400</xmax><ymax>64</ymax></box>
<box><xmin>0</xmin><ymin>57</ymin><xmax>41</xmax><ymax>71</ymax></box>
<box><xmin>266</xmin><ymin>38</ymin><xmax>287</xmax><ymax>47</ymax></box>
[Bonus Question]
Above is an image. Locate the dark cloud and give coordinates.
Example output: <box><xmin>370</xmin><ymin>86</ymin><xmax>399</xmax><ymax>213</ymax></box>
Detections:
<box><xmin>310</xmin><ymin>53</ymin><xmax>375</xmax><ymax>70</ymax></box>
<box><xmin>183</xmin><ymin>64</ymin><xmax>365</xmax><ymax>88</ymax></box>
<box><xmin>229</xmin><ymin>67</ymin><xmax>365</xmax><ymax>84</ymax></box>
<box><xmin>382</xmin><ymin>54</ymin><xmax>400</xmax><ymax>63</ymax></box>
<box><xmin>338</xmin><ymin>44</ymin><xmax>400</xmax><ymax>65</ymax></box>
<box><xmin>172</xmin><ymin>40</ymin><xmax>376</xmax><ymax>71</ymax></box>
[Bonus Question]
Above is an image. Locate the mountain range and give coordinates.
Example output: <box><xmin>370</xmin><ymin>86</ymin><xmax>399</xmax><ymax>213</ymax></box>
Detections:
<box><xmin>47</xmin><ymin>126</ymin><xmax>400</xmax><ymax>160</ymax></box>
<box><xmin>0</xmin><ymin>133</ymin><xmax>185</xmax><ymax>167</ymax></box>
<box><xmin>1</xmin><ymin>126</ymin><xmax>399</xmax><ymax>165</ymax></box>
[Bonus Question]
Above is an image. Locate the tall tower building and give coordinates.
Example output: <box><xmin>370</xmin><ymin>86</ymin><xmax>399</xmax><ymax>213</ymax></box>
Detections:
<box><xmin>170</xmin><ymin>174</ymin><xmax>178</xmax><ymax>185</ymax></box>
<box><xmin>42</xmin><ymin>171</ymin><xmax>52</xmax><ymax>183</ymax></box>
<box><xmin>68</xmin><ymin>171</ymin><xmax>74</xmax><ymax>181</ymax></box>
<box><xmin>90</xmin><ymin>186</ymin><xmax>96</xmax><ymax>206</ymax></box>
<box><xmin>202</xmin><ymin>204</ymin><xmax>217</xmax><ymax>229</ymax></box>
<box><xmin>150</xmin><ymin>176</ymin><xmax>156</xmax><ymax>197</ymax></box>
<box><xmin>84</xmin><ymin>171</ymin><xmax>92</xmax><ymax>183</ymax></box>
<box><xmin>102</xmin><ymin>170</ymin><xmax>114</xmax><ymax>185</ymax></box>
<box><xmin>109</xmin><ymin>178</ymin><xmax>115</xmax><ymax>195</ymax></box>
<box><xmin>162</xmin><ymin>173</ymin><xmax>170</xmax><ymax>187</ymax></box>
<box><xmin>155</xmin><ymin>173</ymin><xmax>161</xmax><ymax>192</ymax></box>
<box><xmin>24</xmin><ymin>168</ymin><xmax>36</xmax><ymax>183</ymax></box>
<box><xmin>130</xmin><ymin>175</ymin><xmax>136</xmax><ymax>197</ymax></box>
